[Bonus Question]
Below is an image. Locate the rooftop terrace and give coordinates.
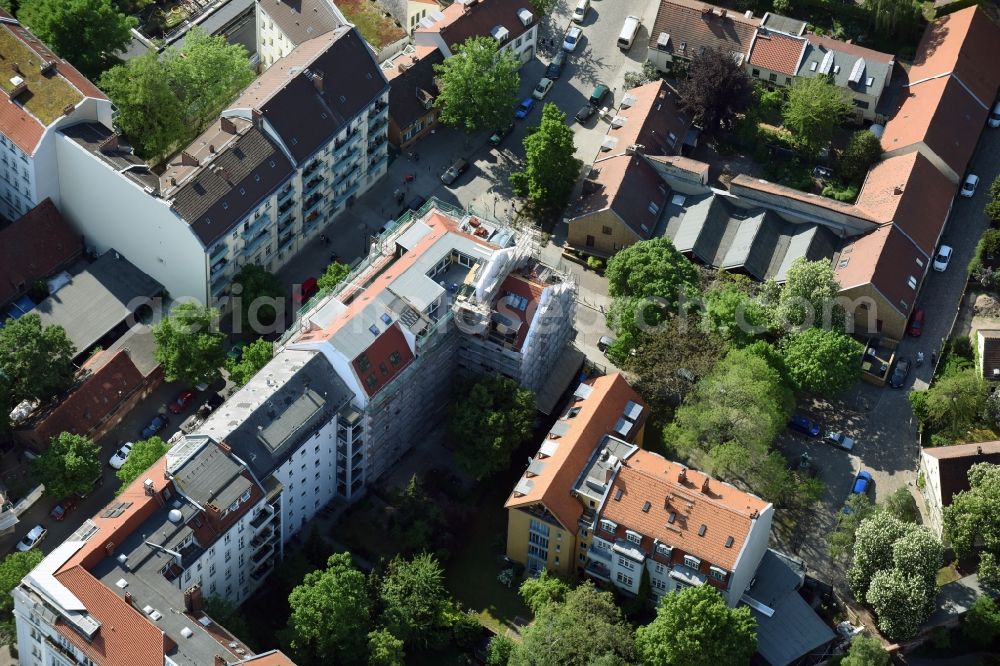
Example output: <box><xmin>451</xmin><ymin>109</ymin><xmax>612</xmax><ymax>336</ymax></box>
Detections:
<box><xmin>0</xmin><ymin>26</ymin><xmax>82</xmax><ymax>126</ymax></box>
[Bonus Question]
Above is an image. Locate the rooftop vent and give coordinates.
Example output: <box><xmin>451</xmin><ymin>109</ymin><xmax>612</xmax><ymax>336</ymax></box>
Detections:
<box><xmin>168</xmin><ymin>509</ymin><xmax>183</xmax><ymax>524</ymax></box>
<box><xmin>180</xmin><ymin>627</ymin><xmax>194</xmax><ymax>638</ymax></box>
<box><xmin>642</xmin><ymin>501</ymin><xmax>651</xmax><ymax>513</ymax></box>
<box><xmin>7</xmin><ymin>76</ymin><xmax>25</xmax><ymax>98</ymax></box>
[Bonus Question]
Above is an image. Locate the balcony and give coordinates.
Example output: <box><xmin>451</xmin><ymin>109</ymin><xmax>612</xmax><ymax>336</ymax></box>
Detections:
<box><xmin>333</xmin><ymin>133</ymin><xmax>359</xmax><ymax>159</ymax></box>
<box><xmin>334</xmin><ymin>181</ymin><xmax>359</xmax><ymax>207</ymax></box>
<box><xmin>278</xmin><ymin>185</ymin><xmax>295</xmax><ymax>203</ymax></box>
<box><xmin>303</xmin><ymin>176</ymin><xmax>325</xmax><ymax>197</ymax></box>
<box><xmin>210</xmin><ymin>257</ymin><xmax>229</xmax><ymax>277</ymax></box>
<box><xmin>303</xmin><ymin>159</ymin><xmax>323</xmax><ymax>178</ymax></box>
<box><xmin>250</xmin><ymin>527</ymin><xmax>273</xmax><ymax>549</ymax></box>
<box><xmin>278</xmin><ymin>195</ymin><xmax>296</xmax><ymax>215</ymax></box>
<box><xmin>240</xmin><ymin>214</ymin><xmax>271</xmax><ymax>239</ymax></box>
<box><xmin>303</xmin><ymin>193</ymin><xmax>324</xmax><ymax>217</ymax></box>
<box><xmin>251</xmin><ymin>558</ymin><xmax>276</xmax><ymax>581</ymax></box>
<box><xmin>250</xmin><ymin>506</ymin><xmax>275</xmax><ymax>530</ymax></box>
<box><xmin>368</xmin><ymin>153</ymin><xmax>388</xmax><ymax>172</ymax></box>
<box><xmin>585</xmin><ymin>560</ymin><xmax>611</xmax><ymax>581</ymax></box>
<box><xmin>587</xmin><ymin>546</ymin><xmax>611</xmax><ymax>562</ymax></box>
<box><xmin>278</xmin><ymin>232</ymin><xmax>295</xmax><ymax>252</ymax></box>
<box><xmin>252</xmin><ymin>543</ymin><xmax>274</xmax><ymax>564</ymax></box>
<box><xmin>243</xmin><ymin>229</ymin><xmax>272</xmax><ymax>256</ymax></box>
<box><xmin>209</xmin><ymin>243</ymin><xmax>227</xmax><ymax>260</ymax></box>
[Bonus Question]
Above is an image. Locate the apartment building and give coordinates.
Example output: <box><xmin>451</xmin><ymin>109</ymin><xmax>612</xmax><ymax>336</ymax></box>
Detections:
<box><xmin>919</xmin><ymin>442</ymin><xmax>1000</xmax><ymax>537</ymax></box>
<box><xmin>0</xmin><ymin>11</ymin><xmax>114</xmax><ymax>222</ymax></box>
<box><xmin>55</xmin><ymin>26</ymin><xmax>389</xmax><ymax>304</ymax></box>
<box><xmin>382</xmin><ymin>45</ymin><xmax>444</xmax><ymax>149</ymax></box>
<box><xmin>414</xmin><ymin>0</ymin><xmax>539</xmax><ymax>66</ymax></box>
<box><xmin>12</xmin><ymin>439</ymin><xmax>292</xmax><ymax>666</ymax></box>
<box><xmin>256</xmin><ymin>0</ymin><xmax>347</xmax><ymax>70</ymax></box>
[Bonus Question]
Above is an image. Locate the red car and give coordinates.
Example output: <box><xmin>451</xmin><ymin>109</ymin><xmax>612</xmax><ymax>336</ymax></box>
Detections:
<box><xmin>293</xmin><ymin>277</ymin><xmax>319</xmax><ymax>305</ymax></box>
<box><xmin>49</xmin><ymin>499</ymin><xmax>76</xmax><ymax>521</ymax></box>
<box><xmin>908</xmin><ymin>309</ymin><xmax>925</xmax><ymax>337</ymax></box>
<box><xmin>168</xmin><ymin>390</ymin><xmax>195</xmax><ymax>414</ymax></box>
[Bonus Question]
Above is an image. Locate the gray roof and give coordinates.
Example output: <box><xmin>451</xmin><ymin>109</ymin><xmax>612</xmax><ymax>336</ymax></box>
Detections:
<box><xmin>745</xmin><ymin>550</ymin><xmax>836</xmax><ymax>666</ymax></box>
<box><xmin>174</xmin><ymin>0</ymin><xmax>255</xmax><ymax>49</ymax></box>
<box><xmin>60</xmin><ymin>123</ymin><xmax>160</xmax><ymax>193</ymax></box>
<box><xmin>796</xmin><ymin>37</ymin><xmax>893</xmax><ymax>102</ymax></box>
<box><xmin>170</xmin><ymin>127</ymin><xmax>295</xmax><ymax>246</ymax></box>
<box><xmin>927</xmin><ymin>573</ymin><xmax>997</xmax><ymax>627</ymax></box>
<box><xmin>760</xmin><ymin>12</ymin><xmax>806</xmax><ymax>36</ymax></box>
<box><xmin>103</xmin><ymin>324</ymin><xmax>159</xmax><ymax>377</ymax></box>
<box><xmin>258</xmin><ymin>0</ymin><xmax>345</xmax><ymax>46</ymax></box>
<box><xmin>197</xmin><ymin>350</ymin><xmax>354</xmax><ymax>481</ymax></box>
<box><xmin>171</xmin><ymin>440</ymin><xmax>254</xmax><ymax>512</ymax></box>
<box><xmin>34</xmin><ymin>250</ymin><xmax>164</xmax><ymax>357</ymax></box>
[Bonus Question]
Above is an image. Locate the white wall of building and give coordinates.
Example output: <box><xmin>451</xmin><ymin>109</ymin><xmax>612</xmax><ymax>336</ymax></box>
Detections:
<box><xmin>271</xmin><ymin>421</ymin><xmax>339</xmax><ymax>541</ymax></box>
<box><xmin>726</xmin><ymin>504</ymin><xmax>774</xmax><ymax>606</ymax></box>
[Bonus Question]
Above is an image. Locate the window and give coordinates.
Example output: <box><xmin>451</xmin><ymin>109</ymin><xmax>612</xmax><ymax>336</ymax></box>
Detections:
<box><xmin>601</xmin><ymin>225</ymin><xmax>613</xmax><ymax>235</ymax></box>
<box><xmin>586</xmin><ymin>234</ymin><xmax>595</xmax><ymax>247</ymax></box>
<box><xmin>768</xmin><ymin>73</ymin><xmax>777</xmax><ymax>82</ymax></box>
<box><xmin>785</xmin><ymin>77</ymin><xmax>792</xmax><ymax>85</ymax></box>
<box><xmin>618</xmin><ymin>556</ymin><xmax>635</xmax><ymax>570</ymax></box>
<box><xmin>224</xmin><ymin>533</ymin><xmax>231</xmax><ymax>544</ymax></box>
<box><xmin>683</xmin><ymin>555</ymin><xmax>701</xmax><ymax>569</ymax></box>
<box><xmin>654</xmin><ymin>563</ymin><xmax>664</xmax><ymax>574</ymax></box>
<box><xmin>365</xmin><ymin>374</ymin><xmax>377</xmax><ymax>389</ymax></box>
<box><xmin>752</xmin><ymin>68</ymin><xmax>760</xmax><ymax>77</ymax></box>
<box><xmin>600</xmin><ymin>519</ymin><xmax>617</xmax><ymax>533</ymax></box>
<box><xmin>379</xmin><ymin>362</ymin><xmax>389</xmax><ymax>376</ymax></box>
<box><xmin>358</xmin><ymin>354</ymin><xmax>371</xmax><ymax>371</ymax></box>
<box><xmin>209</xmin><ymin>564</ymin><xmax>216</xmax><ymax>576</ymax></box>
<box><xmin>647</xmin><ymin>201</ymin><xmax>659</xmax><ymax>214</ymax></box>
<box><xmin>616</xmin><ymin>572</ymin><xmax>633</xmax><ymax>586</ymax></box>
<box><xmin>655</xmin><ymin>543</ymin><xmax>672</xmax><ymax>558</ymax></box>
<box><xmin>709</xmin><ymin>566</ymin><xmax>728</xmax><ymax>581</ymax></box>
<box><xmin>625</xmin><ymin>530</ymin><xmax>642</xmax><ymax>545</ymax></box>
<box><xmin>907</xmin><ymin>275</ymin><xmax>917</xmax><ymax>289</ymax></box>
<box><xmin>389</xmin><ymin>351</ymin><xmax>401</xmax><ymax>366</ymax></box>
<box><xmin>853</xmin><ymin>99</ymin><xmax>870</xmax><ymax>109</ymax></box>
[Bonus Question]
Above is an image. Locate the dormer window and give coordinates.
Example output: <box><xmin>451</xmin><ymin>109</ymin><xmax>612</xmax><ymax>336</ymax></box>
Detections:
<box><xmin>600</xmin><ymin>519</ymin><xmax>617</xmax><ymax>533</ymax></box>
<box><xmin>683</xmin><ymin>555</ymin><xmax>701</xmax><ymax>569</ymax></box>
<box><xmin>709</xmin><ymin>565</ymin><xmax>728</xmax><ymax>581</ymax></box>
<box><xmin>655</xmin><ymin>543</ymin><xmax>672</xmax><ymax>558</ymax></box>
<box><xmin>625</xmin><ymin>530</ymin><xmax>642</xmax><ymax>545</ymax></box>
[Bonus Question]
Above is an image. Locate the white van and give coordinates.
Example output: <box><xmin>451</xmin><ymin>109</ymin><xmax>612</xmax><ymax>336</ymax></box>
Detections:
<box><xmin>618</xmin><ymin>15</ymin><xmax>641</xmax><ymax>50</ymax></box>
<box><xmin>572</xmin><ymin>0</ymin><xmax>590</xmax><ymax>23</ymax></box>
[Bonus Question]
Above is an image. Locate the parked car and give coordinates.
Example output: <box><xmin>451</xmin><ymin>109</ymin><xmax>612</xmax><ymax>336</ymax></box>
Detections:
<box><xmin>574</xmin><ymin>104</ymin><xmax>596</xmax><ymax>123</ymax></box>
<box><xmin>908</xmin><ymin>308</ymin><xmax>925</xmax><ymax>337</ymax></box>
<box><xmin>889</xmin><ymin>357</ymin><xmax>911</xmax><ymax>388</ymax></box>
<box><xmin>226</xmin><ymin>342</ymin><xmax>245</xmax><ymax>362</ymax></box>
<box><xmin>140</xmin><ymin>414</ymin><xmax>168</xmax><ymax>439</ymax></box>
<box><xmin>514</xmin><ymin>97</ymin><xmax>535</xmax><ymax>119</ymax></box>
<box><xmin>440</xmin><ymin>158</ymin><xmax>468</xmax><ymax>185</ymax></box>
<box><xmin>572</xmin><ymin>0</ymin><xmax>590</xmax><ymax>23</ymax></box>
<box><xmin>17</xmin><ymin>524</ymin><xmax>47</xmax><ymax>552</ymax></box>
<box><xmin>293</xmin><ymin>276</ymin><xmax>319</xmax><ymax>305</ymax></box>
<box><xmin>990</xmin><ymin>101</ymin><xmax>1000</xmax><ymax>128</ymax></box>
<box><xmin>851</xmin><ymin>470</ymin><xmax>873</xmax><ymax>496</ymax></box>
<box><xmin>407</xmin><ymin>195</ymin><xmax>426</xmax><ymax>212</ymax></box>
<box><xmin>49</xmin><ymin>499</ymin><xmax>76</xmax><ymax>521</ymax></box>
<box><xmin>532</xmin><ymin>77</ymin><xmax>554</xmax><ymax>100</ymax></box>
<box><xmin>489</xmin><ymin>123</ymin><xmax>515</xmax><ymax>146</ymax></box>
<box><xmin>789</xmin><ymin>414</ymin><xmax>821</xmax><ymax>437</ymax></box>
<box><xmin>813</xmin><ymin>165</ymin><xmax>834</xmax><ymax>179</ymax></box>
<box><xmin>109</xmin><ymin>441</ymin><xmax>134</xmax><ymax>470</ymax></box>
<box><xmin>597</xmin><ymin>335</ymin><xmax>616</xmax><ymax>352</ymax></box>
<box><xmin>167</xmin><ymin>389</ymin><xmax>195</xmax><ymax>414</ymax></box>
<box><xmin>589</xmin><ymin>83</ymin><xmax>610</xmax><ymax>107</ymax></box>
<box><xmin>546</xmin><ymin>51</ymin><xmax>566</xmax><ymax>79</ymax></box>
<box><xmin>562</xmin><ymin>26</ymin><xmax>583</xmax><ymax>52</ymax></box>
<box><xmin>932</xmin><ymin>245</ymin><xmax>953</xmax><ymax>272</ymax></box>
<box><xmin>960</xmin><ymin>173</ymin><xmax>980</xmax><ymax>197</ymax></box>
<box><xmin>825</xmin><ymin>431</ymin><xmax>855</xmax><ymax>452</ymax></box>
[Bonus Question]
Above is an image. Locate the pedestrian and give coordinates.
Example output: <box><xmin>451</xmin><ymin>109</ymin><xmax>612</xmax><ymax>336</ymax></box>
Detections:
<box><xmin>931</xmin><ymin>352</ymin><xmax>937</xmax><ymax>365</ymax></box>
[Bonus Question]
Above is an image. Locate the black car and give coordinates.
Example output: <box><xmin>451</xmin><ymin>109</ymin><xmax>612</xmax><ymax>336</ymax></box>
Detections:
<box><xmin>546</xmin><ymin>51</ymin><xmax>567</xmax><ymax>80</ymax></box>
<box><xmin>574</xmin><ymin>104</ymin><xmax>596</xmax><ymax>123</ymax></box>
<box><xmin>398</xmin><ymin>195</ymin><xmax>427</xmax><ymax>217</ymax></box>
<box><xmin>889</xmin><ymin>357</ymin><xmax>911</xmax><ymax>388</ymax></box>
<box><xmin>489</xmin><ymin>123</ymin><xmax>515</xmax><ymax>146</ymax></box>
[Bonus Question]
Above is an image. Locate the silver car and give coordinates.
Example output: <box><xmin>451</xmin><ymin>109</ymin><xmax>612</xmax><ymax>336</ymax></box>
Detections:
<box><xmin>825</xmin><ymin>432</ymin><xmax>855</xmax><ymax>452</ymax></box>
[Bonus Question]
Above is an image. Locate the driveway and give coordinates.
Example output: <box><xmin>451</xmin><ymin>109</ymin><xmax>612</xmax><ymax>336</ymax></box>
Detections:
<box><xmin>773</xmin><ymin>124</ymin><xmax>1000</xmax><ymax>586</ymax></box>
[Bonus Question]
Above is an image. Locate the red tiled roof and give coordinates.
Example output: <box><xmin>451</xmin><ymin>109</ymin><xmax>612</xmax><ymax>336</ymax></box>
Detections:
<box><xmin>747</xmin><ymin>30</ymin><xmax>806</xmax><ymax>76</ymax></box>
<box><xmin>421</xmin><ymin>0</ymin><xmax>535</xmax><ymax>50</ymax></box>
<box><xmin>238</xmin><ymin>651</ymin><xmax>299</xmax><ymax>665</ymax></box>
<box><xmin>600</xmin><ymin>450</ymin><xmax>769</xmax><ymax>571</ymax></box>
<box><xmin>855</xmin><ymin>152</ymin><xmax>954</xmax><ymax>255</ymax></box>
<box><xmin>505</xmin><ymin>374</ymin><xmax>646</xmax><ymax>534</ymax></box>
<box><xmin>908</xmin><ymin>5</ymin><xmax>1000</xmax><ymax>105</ymax></box>
<box><xmin>834</xmin><ymin>224</ymin><xmax>926</xmax><ymax>317</ymax></box>
<box><xmin>0</xmin><ymin>198</ymin><xmax>82</xmax><ymax>305</ymax></box>
<box><xmin>647</xmin><ymin>0</ymin><xmax>760</xmax><ymax>60</ymax></box>
<box><xmin>53</xmin><ymin>566</ymin><xmax>172</xmax><ymax>666</ymax></box>
<box><xmin>608</xmin><ymin>80</ymin><xmax>691</xmax><ymax>156</ymax></box>
<box><xmin>351</xmin><ymin>323</ymin><xmax>415</xmax><ymax>397</ymax></box>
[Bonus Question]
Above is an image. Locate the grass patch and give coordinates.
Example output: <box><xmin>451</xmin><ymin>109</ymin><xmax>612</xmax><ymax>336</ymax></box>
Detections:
<box><xmin>336</xmin><ymin>0</ymin><xmax>406</xmax><ymax>47</ymax></box>
<box><xmin>0</xmin><ymin>29</ymin><xmax>82</xmax><ymax>126</ymax></box>
<box><xmin>936</xmin><ymin>563</ymin><xmax>963</xmax><ymax>587</ymax></box>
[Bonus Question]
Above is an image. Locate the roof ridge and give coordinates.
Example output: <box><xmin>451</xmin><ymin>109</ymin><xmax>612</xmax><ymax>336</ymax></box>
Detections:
<box><xmin>620</xmin><ymin>455</ymin><xmax>760</xmax><ymax>519</ymax></box>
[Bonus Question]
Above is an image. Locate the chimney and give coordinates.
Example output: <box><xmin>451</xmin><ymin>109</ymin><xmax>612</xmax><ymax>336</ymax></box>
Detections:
<box><xmin>144</xmin><ymin>478</ymin><xmax>154</xmax><ymax>496</ymax></box>
<box><xmin>978</xmin><ymin>445</ymin><xmax>983</xmax><ymax>454</ymax></box>
<box><xmin>719</xmin><ymin>8</ymin><xmax>727</xmax><ymax>18</ymax></box>
<box><xmin>10</xmin><ymin>62</ymin><xmax>20</xmax><ymax>75</ymax></box>
<box><xmin>312</xmin><ymin>70</ymin><xmax>324</xmax><ymax>93</ymax></box>
<box><xmin>62</xmin><ymin>104</ymin><xmax>75</xmax><ymax>116</ymax></box>
<box><xmin>104</xmin><ymin>542</ymin><xmax>115</xmax><ymax>557</ymax></box>
<box><xmin>220</xmin><ymin>116</ymin><xmax>238</xmax><ymax>134</ymax></box>
<box><xmin>893</xmin><ymin>185</ymin><xmax>904</xmax><ymax>195</ymax></box>
<box><xmin>218</xmin><ymin>441</ymin><xmax>233</xmax><ymax>454</ymax></box>
<box><xmin>750</xmin><ymin>510</ymin><xmax>760</xmax><ymax>519</ymax></box>
<box><xmin>701</xmin><ymin>477</ymin><xmax>710</xmax><ymax>494</ymax></box>
<box><xmin>208</xmin><ymin>144</ymin><xmax>216</xmax><ymax>154</ymax></box>
<box><xmin>169</xmin><ymin>177</ymin><xmax>177</xmax><ymax>187</ymax></box>
<box><xmin>184</xmin><ymin>583</ymin><xmax>204</xmax><ymax>614</ymax></box>
<box><xmin>180</xmin><ymin>151</ymin><xmax>199</xmax><ymax>167</ymax></box>
<box><xmin>124</xmin><ymin>591</ymin><xmax>133</xmax><ymax>606</ymax></box>
<box><xmin>678</xmin><ymin>467</ymin><xmax>687</xmax><ymax>483</ymax></box>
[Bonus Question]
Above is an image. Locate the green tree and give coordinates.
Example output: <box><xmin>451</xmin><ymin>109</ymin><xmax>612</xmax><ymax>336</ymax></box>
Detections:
<box><xmin>678</xmin><ymin>47</ymin><xmax>754</xmax><ymax>134</ymax></box>
<box><xmin>0</xmin><ymin>549</ymin><xmax>43</xmax><ymax>641</ymax></box>
<box><xmin>434</xmin><ymin>36</ymin><xmax>519</xmax><ymax>132</ymax></box>
<box><xmin>153</xmin><ymin>303</ymin><xmax>225</xmax><ymax>386</ymax></box>
<box><xmin>782</xmin><ymin>328</ymin><xmax>863</xmax><ymax>396</ymax></box>
<box><xmin>962</xmin><ymin>596</ymin><xmax>1000</xmax><ymax>648</ymax></box>
<box><xmin>203</xmin><ymin>596</ymin><xmax>251</xmax><ymax>643</ymax></box>
<box><xmin>986</xmin><ymin>176</ymin><xmax>1000</xmax><ymax>222</ymax></box>
<box><xmin>775</xmin><ymin>258</ymin><xmax>845</xmax><ymax>330</ymax></box>
<box><xmin>448</xmin><ymin>375</ymin><xmax>535</xmax><ymax>480</ymax></box>
<box><xmin>33</xmin><ymin>432</ymin><xmax>101</xmax><ymax>498</ymax></box>
<box><xmin>944</xmin><ymin>463</ymin><xmax>1000</xmax><ymax>586</ymax></box>
<box><xmin>865</xmin><ymin>569</ymin><xmax>933</xmax><ymax>641</ymax></box>
<box><xmin>367</xmin><ymin>628</ymin><xmax>405</xmax><ymax>666</ymax></box>
<box><xmin>883</xmin><ymin>487</ymin><xmax>918</xmax><ymax>523</ymax></box>
<box><xmin>703</xmin><ymin>281</ymin><xmax>770</xmax><ymax>345</ymax></box>
<box><xmin>863</xmin><ymin>0</ymin><xmax>920</xmax><ymax>39</ymax></box>
<box><xmin>234</xmin><ymin>264</ymin><xmax>283</xmax><ymax>329</ymax></box>
<box><xmin>510</xmin><ymin>103</ymin><xmax>582</xmax><ymax>214</ymax></box>
<box><xmin>287</xmin><ymin>552</ymin><xmax>371</xmax><ymax>665</ymax></box>
<box><xmin>829</xmin><ymin>493</ymin><xmax>876</xmax><ymax>561</ymax></box>
<box><xmin>116</xmin><ymin>436</ymin><xmax>169</xmax><ymax>489</ymax></box>
<box><xmin>317</xmin><ymin>261</ymin><xmax>350</xmax><ymax>293</ymax></box>
<box><xmin>518</xmin><ymin>571</ymin><xmax>570</xmax><ymax>614</ymax></box>
<box><xmin>18</xmin><ymin>0</ymin><xmax>136</xmax><ymax>77</ymax></box>
<box><xmin>783</xmin><ymin>77</ymin><xmax>852</xmax><ymax>157</ymax></box>
<box><xmin>841</xmin><ymin>634</ymin><xmax>889</xmax><ymax>666</ymax></box>
<box><xmin>0</xmin><ymin>313</ymin><xmax>76</xmax><ymax>404</ymax></box>
<box><xmin>510</xmin><ymin>583</ymin><xmax>636</xmax><ymax>666</ymax></box>
<box><xmin>635</xmin><ymin>584</ymin><xmax>756</xmax><ymax>666</ymax></box>
<box><xmin>225</xmin><ymin>338</ymin><xmax>273</xmax><ymax>388</ymax></box>
<box><xmin>379</xmin><ymin>554</ymin><xmax>451</xmax><ymax>648</ymax></box>
<box><xmin>99</xmin><ymin>29</ymin><xmax>254</xmax><ymax>161</ymax></box>
<box><xmin>924</xmin><ymin>369</ymin><xmax>987</xmax><ymax>439</ymax></box>
<box><xmin>485</xmin><ymin>635</ymin><xmax>516</xmax><ymax>666</ymax></box>
<box><xmin>839</xmin><ymin>130</ymin><xmax>883</xmax><ymax>182</ymax></box>
<box><xmin>606</xmin><ymin>237</ymin><xmax>699</xmax><ymax>310</ymax></box>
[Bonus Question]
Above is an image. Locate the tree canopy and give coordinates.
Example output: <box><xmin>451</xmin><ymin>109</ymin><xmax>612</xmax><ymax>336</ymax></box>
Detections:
<box><xmin>923</xmin><ymin>369</ymin><xmax>987</xmax><ymax>441</ymax></box>
<box><xmin>318</xmin><ymin>261</ymin><xmax>351</xmax><ymax>293</ymax></box>
<box><xmin>781</xmin><ymin>328</ymin><xmax>863</xmax><ymax>396</ymax></box>
<box><xmin>225</xmin><ymin>338</ymin><xmax>274</xmax><ymax>388</ymax></box>
<box><xmin>678</xmin><ymin>47</ymin><xmax>754</xmax><ymax>134</ymax></box>
<box><xmin>863</xmin><ymin>0</ymin><xmax>921</xmax><ymax>40</ymax></box>
<box><xmin>635</xmin><ymin>584</ymin><xmax>757</xmax><ymax>666</ymax></box>
<box><xmin>0</xmin><ymin>550</ymin><xmax>43</xmax><ymax>616</ymax></box>
<box><xmin>0</xmin><ymin>313</ymin><xmax>76</xmax><ymax>404</ymax></box>
<box><xmin>434</xmin><ymin>36</ymin><xmax>519</xmax><ymax>133</ymax></box>
<box><xmin>448</xmin><ymin>374</ymin><xmax>535</xmax><ymax>480</ymax></box>
<box><xmin>839</xmin><ymin>130</ymin><xmax>883</xmax><ymax>183</ymax></box>
<box><xmin>379</xmin><ymin>554</ymin><xmax>451</xmax><ymax>648</ymax></box>
<box><xmin>287</xmin><ymin>552</ymin><xmax>372</xmax><ymax>665</ymax></box>
<box><xmin>153</xmin><ymin>303</ymin><xmax>225</xmax><ymax>386</ymax></box>
<box><xmin>18</xmin><ymin>0</ymin><xmax>136</xmax><ymax>78</ymax></box>
<box><xmin>116</xmin><ymin>436</ymin><xmax>169</xmax><ymax>490</ymax></box>
<box><xmin>842</xmin><ymin>634</ymin><xmax>889</xmax><ymax>666</ymax></box>
<box><xmin>944</xmin><ymin>463</ymin><xmax>1000</xmax><ymax>587</ymax></box>
<box><xmin>606</xmin><ymin>237</ymin><xmax>699</xmax><ymax>312</ymax></box>
<box><xmin>783</xmin><ymin>77</ymin><xmax>852</xmax><ymax>157</ymax></box>
<box><xmin>829</xmin><ymin>493</ymin><xmax>876</xmax><ymax>561</ymax></box>
<box><xmin>774</xmin><ymin>258</ymin><xmax>845</xmax><ymax>330</ymax></box>
<box><xmin>367</xmin><ymin>629</ymin><xmax>405</xmax><ymax>666</ymax></box>
<box><xmin>510</xmin><ymin>583</ymin><xmax>636</xmax><ymax>666</ymax></box>
<box><xmin>33</xmin><ymin>432</ymin><xmax>101</xmax><ymax>498</ymax></box>
<box><xmin>519</xmin><ymin>571</ymin><xmax>570</xmax><ymax>615</ymax></box>
<box><xmin>234</xmin><ymin>264</ymin><xmax>283</xmax><ymax>330</ymax></box>
<box><xmin>703</xmin><ymin>280</ymin><xmax>770</xmax><ymax>346</ymax></box>
<box><xmin>99</xmin><ymin>28</ymin><xmax>255</xmax><ymax>161</ymax></box>
<box><xmin>962</xmin><ymin>595</ymin><xmax>1000</xmax><ymax>649</ymax></box>
<box><xmin>510</xmin><ymin>103</ymin><xmax>582</xmax><ymax>214</ymax></box>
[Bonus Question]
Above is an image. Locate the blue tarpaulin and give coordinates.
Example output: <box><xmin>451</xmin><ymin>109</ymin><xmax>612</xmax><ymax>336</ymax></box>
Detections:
<box><xmin>3</xmin><ymin>294</ymin><xmax>35</xmax><ymax>323</ymax></box>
